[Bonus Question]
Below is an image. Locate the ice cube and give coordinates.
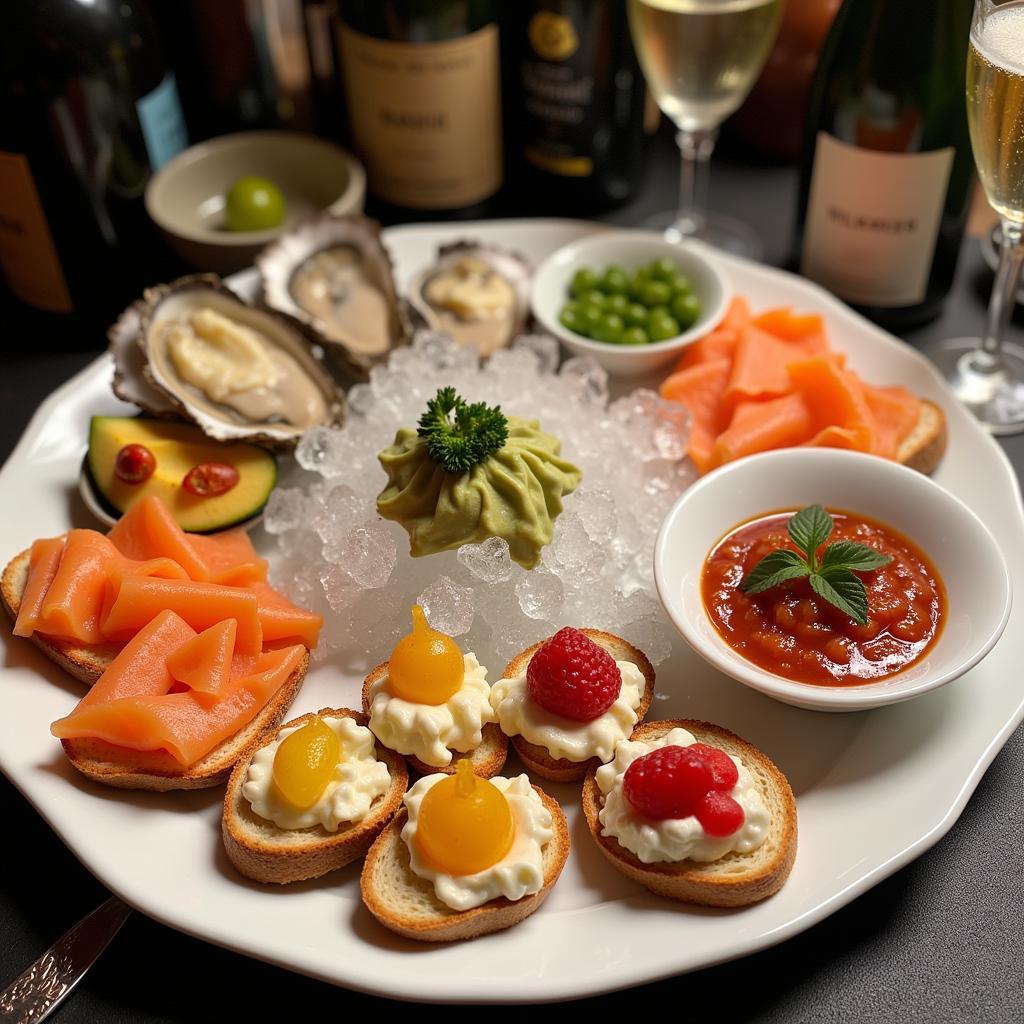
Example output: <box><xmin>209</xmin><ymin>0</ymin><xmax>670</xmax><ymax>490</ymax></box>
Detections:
<box><xmin>457</xmin><ymin>537</ymin><xmax>513</xmax><ymax>584</ymax></box>
<box><xmin>514</xmin><ymin>333</ymin><xmax>560</xmax><ymax>375</ymax></box>
<box><xmin>312</xmin><ymin>484</ymin><xmax>365</xmax><ymax>544</ymax></box>
<box><xmin>574</xmin><ymin>487</ymin><xmax>617</xmax><ymax>545</ymax></box>
<box><xmin>559</xmin><ymin>356</ymin><xmax>608</xmax><ymax>406</ymax></box>
<box><xmin>515</xmin><ymin>568</ymin><xmax>564</xmax><ymax>621</ymax></box>
<box><xmin>342</xmin><ymin>522</ymin><xmax>397</xmax><ymax>588</ymax></box>
<box><xmin>319</xmin><ymin>564</ymin><xmax>360</xmax><ymax>612</ymax></box>
<box><xmin>652</xmin><ymin>397</ymin><xmax>691</xmax><ymax>460</ymax></box>
<box><xmin>295</xmin><ymin>425</ymin><xmax>348</xmax><ymax>478</ymax></box>
<box><xmin>419</xmin><ymin>575</ymin><xmax>475</xmax><ymax>636</ymax></box>
<box><xmin>412</xmin><ymin>330</ymin><xmax>479</xmax><ymax>373</ymax></box>
<box><xmin>262</xmin><ymin>487</ymin><xmax>308</xmax><ymax>535</ymax></box>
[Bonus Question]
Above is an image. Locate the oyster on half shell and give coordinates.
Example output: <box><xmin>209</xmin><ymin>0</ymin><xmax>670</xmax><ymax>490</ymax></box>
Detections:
<box><xmin>257</xmin><ymin>214</ymin><xmax>411</xmax><ymax>377</ymax></box>
<box><xmin>112</xmin><ymin>275</ymin><xmax>344</xmax><ymax>447</ymax></box>
<box><xmin>406</xmin><ymin>241</ymin><xmax>531</xmax><ymax>356</ymax></box>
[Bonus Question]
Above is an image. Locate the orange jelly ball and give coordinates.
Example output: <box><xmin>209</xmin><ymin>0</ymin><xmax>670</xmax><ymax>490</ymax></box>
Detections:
<box><xmin>414</xmin><ymin>759</ymin><xmax>515</xmax><ymax>876</ymax></box>
<box><xmin>387</xmin><ymin>605</ymin><xmax>464</xmax><ymax>705</ymax></box>
<box><xmin>272</xmin><ymin>716</ymin><xmax>340</xmax><ymax>810</ymax></box>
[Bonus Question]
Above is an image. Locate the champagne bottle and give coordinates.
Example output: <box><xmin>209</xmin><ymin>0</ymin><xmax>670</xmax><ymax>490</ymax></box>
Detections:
<box><xmin>0</xmin><ymin>0</ymin><xmax>187</xmax><ymax>342</ymax></box>
<box><xmin>334</xmin><ymin>0</ymin><xmax>504</xmax><ymax>215</ymax></box>
<box><xmin>520</xmin><ymin>0</ymin><xmax>648</xmax><ymax>211</ymax></box>
<box><xmin>795</xmin><ymin>0</ymin><xmax>974</xmax><ymax>331</ymax></box>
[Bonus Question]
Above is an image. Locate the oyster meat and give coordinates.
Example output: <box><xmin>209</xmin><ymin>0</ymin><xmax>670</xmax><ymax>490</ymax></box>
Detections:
<box><xmin>257</xmin><ymin>214</ymin><xmax>410</xmax><ymax>377</ymax></box>
<box><xmin>407</xmin><ymin>241</ymin><xmax>531</xmax><ymax>356</ymax></box>
<box><xmin>112</xmin><ymin>275</ymin><xmax>344</xmax><ymax>447</ymax></box>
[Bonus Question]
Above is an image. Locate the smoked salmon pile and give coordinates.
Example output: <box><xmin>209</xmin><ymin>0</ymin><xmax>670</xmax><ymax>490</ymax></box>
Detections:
<box><xmin>660</xmin><ymin>298</ymin><xmax>924</xmax><ymax>475</ymax></box>
<box><xmin>11</xmin><ymin>496</ymin><xmax>320</xmax><ymax>768</ymax></box>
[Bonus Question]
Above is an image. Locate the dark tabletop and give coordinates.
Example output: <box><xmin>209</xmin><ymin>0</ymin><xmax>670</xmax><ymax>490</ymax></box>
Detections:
<box><xmin>1</xmin><ymin>132</ymin><xmax>1023</xmax><ymax>1021</ymax></box>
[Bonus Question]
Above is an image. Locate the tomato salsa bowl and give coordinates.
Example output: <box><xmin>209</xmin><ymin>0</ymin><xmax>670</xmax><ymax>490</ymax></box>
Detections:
<box><xmin>654</xmin><ymin>449</ymin><xmax>1011</xmax><ymax>712</ymax></box>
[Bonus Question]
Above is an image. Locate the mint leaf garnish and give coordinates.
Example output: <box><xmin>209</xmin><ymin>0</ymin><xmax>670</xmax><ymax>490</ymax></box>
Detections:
<box><xmin>810</xmin><ymin>567</ymin><xmax>869</xmax><ymax>624</ymax></box>
<box><xmin>740</xmin><ymin>506</ymin><xmax>891</xmax><ymax>623</ymax></box>
<box><xmin>740</xmin><ymin>550</ymin><xmax>810</xmax><ymax>594</ymax></box>
<box><xmin>786</xmin><ymin>504</ymin><xmax>833</xmax><ymax>567</ymax></box>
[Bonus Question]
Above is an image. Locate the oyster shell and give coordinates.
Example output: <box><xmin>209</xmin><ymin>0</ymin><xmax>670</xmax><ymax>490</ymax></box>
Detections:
<box><xmin>115</xmin><ymin>275</ymin><xmax>344</xmax><ymax>447</ymax></box>
<box><xmin>256</xmin><ymin>214</ymin><xmax>411</xmax><ymax>377</ymax></box>
<box><xmin>406</xmin><ymin>241</ymin><xmax>531</xmax><ymax>356</ymax></box>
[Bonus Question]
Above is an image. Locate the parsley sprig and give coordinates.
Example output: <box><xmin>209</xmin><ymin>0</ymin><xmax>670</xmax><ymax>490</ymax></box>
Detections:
<box><xmin>740</xmin><ymin>505</ymin><xmax>892</xmax><ymax>625</ymax></box>
<box><xmin>416</xmin><ymin>386</ymin><xmax>509</xmax><ymax>474</ymax></box>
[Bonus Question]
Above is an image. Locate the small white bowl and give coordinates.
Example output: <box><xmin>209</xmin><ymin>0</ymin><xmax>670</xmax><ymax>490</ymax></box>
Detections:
<box><xmin>530</xmin><ymin>230</ymin><xmax>731</xmax><ymax>377</ymax></box>
<box><xmin>654</xmin><ymin>449</ymin><xmax>1011</xmax><ymax>712</ymax></box>
<box><xmin>146</xmin><ymin>131</ymin><xmax>366</xmax><ymax>273</ymax></box>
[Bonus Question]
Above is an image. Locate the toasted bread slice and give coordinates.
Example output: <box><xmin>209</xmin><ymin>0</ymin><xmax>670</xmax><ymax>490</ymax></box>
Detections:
<box><xmin>3</xmin><ymin>545</ymin><xmax>308</xmax><ymax>791</ymax></box>
<box><xmin>898</xmin><ymin>399</ymin><xmax>947</xmax><ymax>476</ymax></box>
<box><xmin>361</xmin><ymin>661</ymin><xmax>508</xmax><ymax>779</ymax></box>
<box><xmin>360</xmin><ymin>785</ymin><xmax>569</xmax><ymax>942</ymax></box>
<box><xmin>223</xmin><ymin>708</ymin><xmax>408</xmax><ymax>884</ymax></box>
<box><xmin>581</xmin><ymin>719</ymin><xmax>797</xmax><ymax>908</ymax></box>
<box><xmin>1</xmin><ymin>546</ymin><xmax>119</xmax><ymax>686</ymax></box>
<box><xmin>499</xmin><ymin>629</ymin><xmax>656</xmax><ymax>784</ymax></box>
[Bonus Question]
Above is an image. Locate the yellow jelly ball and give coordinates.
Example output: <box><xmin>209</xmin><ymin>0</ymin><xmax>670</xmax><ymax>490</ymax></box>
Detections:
<box><xmin>387</xmin><ymin>605</ymin><xmax>464</xmax><ymax>705</ymax></box>
<box><xmin>272</xmin><ymin>716</ymin><xmax>340</xmax><ymax>810</ymax></box>
<box><xmin>414</xmin><ymin>759</ymin><xmax>515</xmax><ymax>876</ymax></box>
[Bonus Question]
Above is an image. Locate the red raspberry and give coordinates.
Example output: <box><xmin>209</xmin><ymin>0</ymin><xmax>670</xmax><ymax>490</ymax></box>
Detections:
<box><xmin>696</xmin><ymin>790</ymin><xmax>745</xmax><ymax>836</ymax></box>
<box><xmin>623</xmin><ymin>743</ymin><xmax>746</xmax><ymax>837</ymax></box>
<box><xmin>688</xmin><ymin>742</ymin><xmax>739</xmax><ymax>790</ymax></box>
<box><xmin>526</xmin><ymin>627</ymin><xmax>622</xmax><ymax>722</ymax></box>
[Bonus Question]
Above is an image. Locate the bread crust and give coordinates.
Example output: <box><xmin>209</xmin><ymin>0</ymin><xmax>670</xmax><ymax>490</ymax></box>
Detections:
<box><xmin>360</xmin><ymin>785</ymin><xmax>570</xmax><ymax>942</ymax></box>
<box><xmin>898</xmin><ymin>399</ymin><xmax>947</xmax><ymax>476</ymax></box>
<box><xmin>222</xmin><ymin>708</ymin><xmax>408</xmax><ymax>884</ymax></box>
<box><xmin>361</xmin><ymin>660</ymin><xmax>508</xmax><ymax>779</ymax></box>
<box><xmin>581</xmin><ymin>718</ymin><xmax>797</xmax><ymax>907</ymax></box>
<box><xmin>3</xmin><ymin>545</ymin><xmax>308</xmax><ymax>790</ymax></box>
<box><xmin>498</xmin><ymin>629</ymin><xmax>656</xmax><ymax>783</ymax></box>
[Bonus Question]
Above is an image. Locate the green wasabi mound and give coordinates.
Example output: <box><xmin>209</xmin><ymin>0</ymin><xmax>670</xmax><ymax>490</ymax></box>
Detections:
<box><xmin>376</xmin><ymin>414</ymin><xmax>583</xmax><ymax>569</ymax></box>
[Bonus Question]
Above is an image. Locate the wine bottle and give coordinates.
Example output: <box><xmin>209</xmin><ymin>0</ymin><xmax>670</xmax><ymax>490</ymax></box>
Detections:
<box><xmin>795</xmin><ymin>0</ymin><xmax>974</xmax><ymax>331</ymax></box>
<box><xmin>334</xmin><ymin>0</ymin><xmax>504</xmax><ymax>215</ymax></box>
<box><xmin>0</xmin><ymin>0</ymin><xmax>187</xmax><ymax>342</ymax></box>
<box><xmin>519</xmin><ymin>0</ymin><xmax>648</xmax><ymax>211</ymax></box>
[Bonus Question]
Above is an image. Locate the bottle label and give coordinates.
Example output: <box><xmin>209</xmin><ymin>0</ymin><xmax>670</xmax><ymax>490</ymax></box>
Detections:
<box><xmin>136</xmin><ymin>74</ymin><xmax>188</xmax><ymax>171</ymax></box>
<box><xmin>337</xmin><ymin>23</ymin><xmax>502</xmax><ymax>209</ymax></box>
<box><xmin>522</xmin><ymin>9</ymin><xmax>595</xmax><ymax>177</ymax></box>
<box><xmin>801</xmin><ymin>132</ymin><xmax>954</xmax><ymax>307</ymax></box>
<box><xmin>0</xmin><ymin>152</ymin><xmax>72</xmax><ymax>313</ymax></box>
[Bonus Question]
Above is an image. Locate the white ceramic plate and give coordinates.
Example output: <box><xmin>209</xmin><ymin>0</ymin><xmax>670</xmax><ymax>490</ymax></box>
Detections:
<box><xmin>1</xmin><ymin>220</ymin><xmax>1022</xmax><ymax>1004</ymax></box>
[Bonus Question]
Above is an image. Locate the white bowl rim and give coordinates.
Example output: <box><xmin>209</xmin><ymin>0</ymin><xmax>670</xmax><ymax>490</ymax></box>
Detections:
<box><xmin>530</xmin><ymin>228</ymin><xmax>731</xmax><ymax>352</ymax></box>
<box><xmin>145</xmin><ymin>129</ymin><xmax>365</xmax><ymax>247</ymax></box>
<box><xmin>653</xmin><ymin>447</ymin><xmax>1013</xmax><ymax>710</ymax></box>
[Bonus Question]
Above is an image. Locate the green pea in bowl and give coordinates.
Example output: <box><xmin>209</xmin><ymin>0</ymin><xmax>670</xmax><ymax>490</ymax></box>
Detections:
<box><xmin>530</xmin><ymin>230</ymin><xmax>731</xmax><ymax>377</ymax></box>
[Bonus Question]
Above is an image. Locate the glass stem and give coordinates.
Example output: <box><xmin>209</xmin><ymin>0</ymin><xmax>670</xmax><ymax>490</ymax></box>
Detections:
<box><xmin>672</xmin><ymin>128</ymin><xmax>717</xmax><ymax>239</ymax></box>
<box><xmin>976</xmin><ymin>219</ymin><xmax>1024</xmax><ymax>373</ymax></box>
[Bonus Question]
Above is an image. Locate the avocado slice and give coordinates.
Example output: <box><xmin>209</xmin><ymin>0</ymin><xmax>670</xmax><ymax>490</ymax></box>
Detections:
<box><xmin>87</xmin><ymin>417</ymin><xmax>277</xmax><ymax>533</ymax></box>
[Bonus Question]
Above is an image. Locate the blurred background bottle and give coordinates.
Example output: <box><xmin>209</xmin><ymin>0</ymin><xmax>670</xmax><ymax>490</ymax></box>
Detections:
<box><xmin>0</xmin><ymin>0</ymin><xmax>187</xmax><ymax>341</ymax></box>
<box><xmin>519</xmin><ymin>0</ymin><xmax>648</xmax><ymax>212</ymax></box>
<box><xmin>795</xmin><ymin>0</ymin><xmax>974</xmax><ymax>331</ymax></box>
<box><xmin>332</xmin><ymin>0</ymin><xmax>505</xmax><ymax>218</ymax></box>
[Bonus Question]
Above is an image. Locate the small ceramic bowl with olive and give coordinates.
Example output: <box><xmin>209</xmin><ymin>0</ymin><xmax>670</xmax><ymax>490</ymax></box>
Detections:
<box><xmin>145</xmin><ymin>130</ymin><xmax>366</xmax><ymax>273</ymax></box>
<box><xmin>531</xmin><ymin>230</ymin><xmax>731</xmax><ymax>377</ymax></box>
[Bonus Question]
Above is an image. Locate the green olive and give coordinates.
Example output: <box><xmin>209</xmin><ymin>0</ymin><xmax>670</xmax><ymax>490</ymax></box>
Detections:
<box><xmin>581</xmin><ymin>289</ymin><xmax>608</xmax><ymax>310</ymax></box>
<box><xmin>605</xmin><ymin>293</ymin><xmax>630</xmax><ymax>317</ymax></box>
<box><xmin>671</xmin><ymin>292</ymin><xmax>702</xmax><ymax>328</ymax></box>
<box><xmin>579</xmin><ymin>303</ymin><xmax>604</xmax><ymax>333</ymax></box>
<box><xmin>651</xmin><ymin>257</ymin><xmax>679</xmax><ymax>283</ymax></box>
<box><xmin>601</xmin><ymin>266</ymin><xmax>629</xmax><ymax>294</ymax></box>
<box><xmin>648</xmin><ymin>313</ymin><xmax>682</xmax><ymax>342</ymax></box>
<box><xmin>628</xmin><ymin>268</ymin><xmax>650</xmax><ymax>299</ymax></box>
<box><xmin>640</xmin><ymin>280</ymin><xmax>672</xmax><ymax>308</ymax></box>
<box><xmin>625</xmin><ymin>302</ymin><xmax>648</xmax><ymax>327</ymax></box>
<box><xmin>571</xmin><ymin>267</ymin><xmax>600</xmax><ymax>297</ymax></box>
<box><xmin>559</xmin><ymin>305</ymin><xmax>584</xmax><ymax>334</ymax></box>
<box><xmin>224</xmin><ymin>176</ymin><xmax>286</xmax><ymax>232</ymax></box>
<box><xmin>621</xmin><ymin>326</ymin><xmax>650</xmax><ymax>346</ymax></box>
<box><xmin>669</xmin><ymin>273</ymin><xmax>693</xmax><ymax>296</ymax></box>
<box><xmin>594</xmin><ymin>313</ymin><xmax>625</xmax><ymax>344</ymax></box>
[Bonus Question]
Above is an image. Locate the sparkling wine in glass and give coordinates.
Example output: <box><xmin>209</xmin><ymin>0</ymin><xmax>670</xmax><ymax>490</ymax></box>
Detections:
<box><xmin>929</xmin><ymin>0</ymin><xmax>1024</xmax><ymax>433</ymax></box>
<box><xmin>627</xmin><ymin>0</ymin><xmax>783</xmax><ymax>256</ymax></box>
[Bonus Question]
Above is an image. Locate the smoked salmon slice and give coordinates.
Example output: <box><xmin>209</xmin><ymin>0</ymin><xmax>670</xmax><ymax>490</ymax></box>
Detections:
<box><xmin>660</xmin><ymin>358</ymin><xmax>732</xmax><ymax>475</ymax></box>
<box><xmin>863</xmin><ymin>384</ymin><xmax>922</xmax><ymax>461</ymax></box>
<box><xmin>249</xmin><ymin>582</ymin><xmax>323</xmax><ymax>648</ymax></box>
<box><xmin>51</xmin><ymin>644</ymin><xmax>304</xmax><ymax>766</ymax></box>
<box><xmin>101</xmin><ymin>576</ymin><xmax>263</xmax><ymax>654</ymax></box>
<box><xmin>13</xmin><ymin>537</ymin><xmax>66</xmax><ymax>638</ymax></box>
<box><xmin>164</xmin><ymin>618</ymin><xmax>237</xmax><ymax>701</ymax></box>
<box><xmin>788</xmin><ymin>357</ymin><xmax>876</xmax><ymax>453</ymax></box>
<box><xmin>714</xmin><ymin>393</ymin><xmax>815</xmax><ymax>466</ymax></box>
<box><xmin>108</xmin><ymin>496</ymin><xmax>268</xmax><ymax>585</ymax></box>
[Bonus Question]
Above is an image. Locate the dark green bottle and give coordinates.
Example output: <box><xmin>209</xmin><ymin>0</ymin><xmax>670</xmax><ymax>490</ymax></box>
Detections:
<box><xmin>795</xmin><ymin>0</ymin><xmax>974</xmax><ymax>331</ymax></box>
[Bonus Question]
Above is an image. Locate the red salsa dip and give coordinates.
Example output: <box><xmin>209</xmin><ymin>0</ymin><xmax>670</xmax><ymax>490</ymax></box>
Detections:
<box><xmin>702</xmin><ymin>509</ymin><xmax>946</xmax><ymax>686</ymax></box>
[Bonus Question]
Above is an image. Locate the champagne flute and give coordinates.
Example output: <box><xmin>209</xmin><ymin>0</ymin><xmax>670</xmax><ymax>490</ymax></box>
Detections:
<box><xmin>928</xmin><ymin>0</ymin><xmax>1024</xmax><ymax>433</ymax></box>
<box><xmin>627</xmin><ymin>0</ymin><xmax>783</xmax><ymax>257</ymax></box>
